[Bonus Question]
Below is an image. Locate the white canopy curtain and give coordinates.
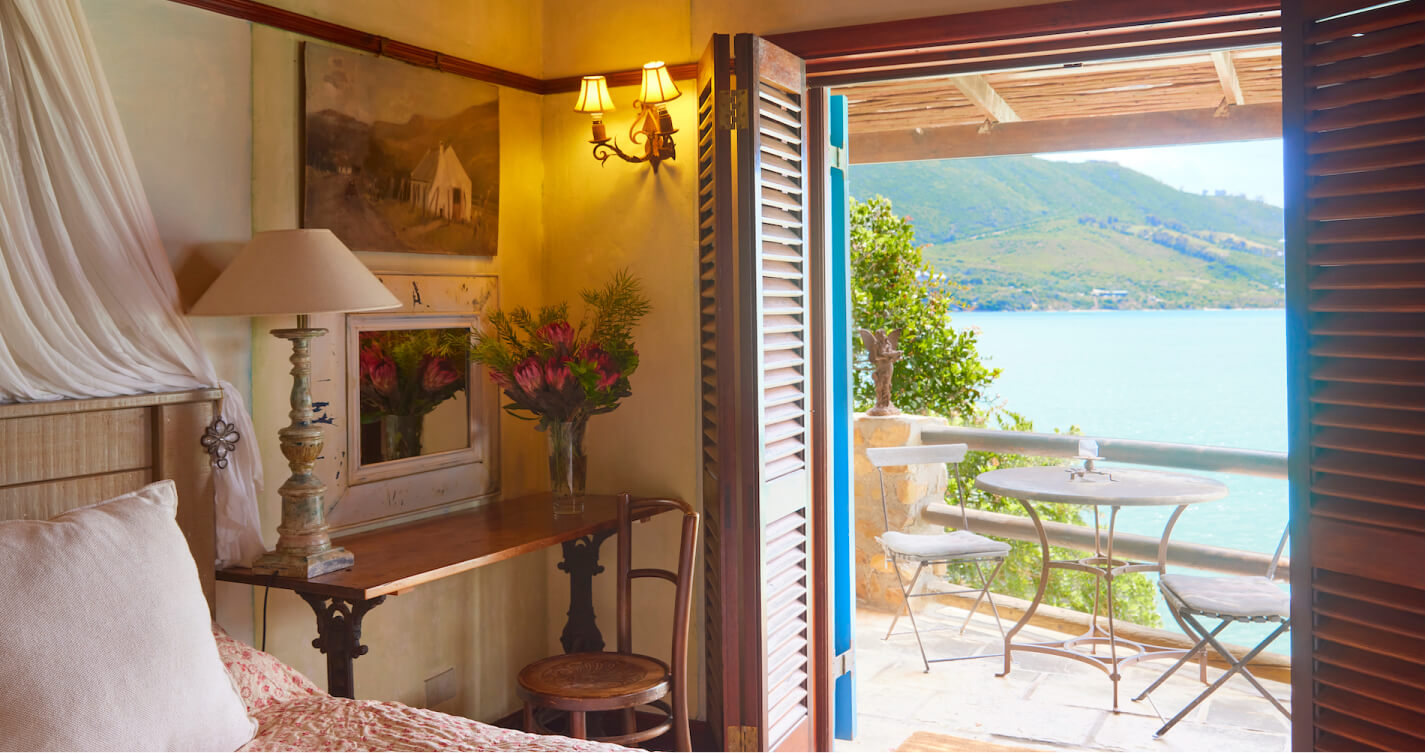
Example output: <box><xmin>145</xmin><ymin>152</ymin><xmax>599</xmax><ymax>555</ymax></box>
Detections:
<box><xmin>0</xmin><ymin>0</ymin><xmax>265</xmax><ymax>566</ymax></box>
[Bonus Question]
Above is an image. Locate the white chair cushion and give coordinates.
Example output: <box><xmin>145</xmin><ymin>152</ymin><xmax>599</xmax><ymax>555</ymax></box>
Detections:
<box><xmin>878</xmin><ymin>530</ymin><xmax>1009</xmax><ymax>560</ymax></box>
<box><xmin>1161</xmin><ymin>574</ymin><xmax>1290</xmax><ymax>620</ymax></box>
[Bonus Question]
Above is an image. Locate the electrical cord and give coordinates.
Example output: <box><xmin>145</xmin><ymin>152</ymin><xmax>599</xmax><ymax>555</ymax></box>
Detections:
<box><xmin>261</xmin><ymin>572</ymin><xmax>276</xmax><ymax>652</ymax></box>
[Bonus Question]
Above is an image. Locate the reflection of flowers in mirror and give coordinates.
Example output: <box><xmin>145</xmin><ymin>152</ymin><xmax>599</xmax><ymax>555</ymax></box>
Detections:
<box><xmin>358</xmin><ymin>328</ymin><xmax>469</xmax><ymax>423</ymax></box>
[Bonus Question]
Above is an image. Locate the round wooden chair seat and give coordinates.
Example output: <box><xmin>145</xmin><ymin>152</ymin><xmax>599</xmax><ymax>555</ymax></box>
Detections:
<box><xmin>517</xmin><ymin>651</ymin><xmax>670</xmax><ymax>711</ymax></box>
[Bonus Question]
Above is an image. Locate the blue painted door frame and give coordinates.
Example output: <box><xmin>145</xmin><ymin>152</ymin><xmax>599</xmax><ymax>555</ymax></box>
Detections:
<box><xmin>829</xmin><ymin>94</ymin><xmax>857</xmax><ymax>742</ymax></box>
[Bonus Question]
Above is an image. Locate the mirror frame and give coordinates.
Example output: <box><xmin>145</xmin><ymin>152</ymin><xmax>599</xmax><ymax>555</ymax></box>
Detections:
<box><xmin>344</xmin><ymin>313</ymin><xmax>488</xmax><ymax>485</ymax></box>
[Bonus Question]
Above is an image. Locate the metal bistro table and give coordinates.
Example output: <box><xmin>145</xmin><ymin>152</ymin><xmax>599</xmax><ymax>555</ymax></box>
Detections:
<box><xmin>975</xmin><ymin>463</ymin><xmax>1228</xmax><ymax>710</ymax></box>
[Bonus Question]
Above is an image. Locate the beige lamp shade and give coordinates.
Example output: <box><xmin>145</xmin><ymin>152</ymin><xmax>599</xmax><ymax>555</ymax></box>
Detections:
<box><xmin>189</xmin><ymin>229</ymin><xmax>401</xmax><ymax>316</ymax></box>
<box><xmin>574</xmin><ymin>76</ymin><xmax>616</xmax><ymax>114</ymax></box>
<box><xmin>638</xmin><ymin>62</ymin><xmax>680</xmax><ymax>106</ymax></box>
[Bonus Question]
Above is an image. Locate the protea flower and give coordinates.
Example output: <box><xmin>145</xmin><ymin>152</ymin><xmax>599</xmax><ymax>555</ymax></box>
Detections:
<box><xmin>369</xmin><ymin>360</ymin><xmax>397</xmax><ymax>397</ymax></box>
<box><xmin>421</xmin><ymin>357</ymin><xmax>462</xmax><ymax>392</ymax></box>
<box><xmin>536</xmin><ymin>320</ymin><xmax>577</xmax><ymax>352</ymax></box>
<box><xmin>514</xmin><ymin>356</ymin><xmax>545</xmax><ymax>395</ymax></box>
<box><xmin>545</xmin><ymin>357</ymin><xmax>573</xmax><ymax>391</ymax></box>
<box><xmin>359</xmin><ymin>342</ymin><xmax>384</xmax><ymax>378</ymax></box>
<box><xmin>579</xmin><ymin>343</ymin><xmax>621</xmax><ymax>390</ymax></box>
<box><xmin>489</xmin><ymin>369</ymin><xmax>513</xmax><ymax>390</ymax></box>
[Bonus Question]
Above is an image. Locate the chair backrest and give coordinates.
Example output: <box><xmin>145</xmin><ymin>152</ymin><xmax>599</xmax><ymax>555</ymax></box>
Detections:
<box><xmin>863</xmin><ymin>443</ymin><xmax>971</xmax><ymax>532</ymax></box>
<box><xmin>615</xmin><ymin>493</ymin><xmax>699</xmax><ymax>750</ymax></box>
<box><xmin>1265</xmin><ymin>524</ymin><xmax>1289</xmax><ymax>581</ymax></box>
<box><xmin>1157</xmin><ymin>504</ymin><xmax>1290</xmax><ymax>581</ymax></box>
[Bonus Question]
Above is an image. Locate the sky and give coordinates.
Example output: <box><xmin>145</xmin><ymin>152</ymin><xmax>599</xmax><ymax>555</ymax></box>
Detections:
<box><xmin>1037</xmin><ymin>139</ymin><xmax>1284</xmax><ymax>208</ymax></box>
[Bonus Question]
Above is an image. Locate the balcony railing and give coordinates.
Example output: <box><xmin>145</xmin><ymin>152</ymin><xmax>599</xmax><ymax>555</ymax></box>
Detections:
<box><xmin>911</xmin><ymin>425</ymin><xmax>1291</xmax><ymax>680</ymax></box>
<box><xmin>920</xmin><ymin>425</ymin><xmax>1288</xmax><ymax>580</ymax></box>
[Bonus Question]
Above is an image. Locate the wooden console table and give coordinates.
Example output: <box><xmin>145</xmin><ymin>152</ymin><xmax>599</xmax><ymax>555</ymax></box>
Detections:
<box><xmin>218</xmin><ymin>492</ymin><xmax>656</xmax><ymax>698</ymax></box>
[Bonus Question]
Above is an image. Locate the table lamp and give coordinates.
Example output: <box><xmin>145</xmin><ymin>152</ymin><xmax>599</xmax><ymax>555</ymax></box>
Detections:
<box><xmin>190</xmin><ymin>229</ymin><xmax>401</xmax><ymax>577</ymax></box>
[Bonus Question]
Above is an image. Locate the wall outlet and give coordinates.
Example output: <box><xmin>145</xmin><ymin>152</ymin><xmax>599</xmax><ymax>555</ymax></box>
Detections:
<box><xmin>424</xmin><ymin>667</ymin><xmax>458</xmax><ymax>708</ymax></box>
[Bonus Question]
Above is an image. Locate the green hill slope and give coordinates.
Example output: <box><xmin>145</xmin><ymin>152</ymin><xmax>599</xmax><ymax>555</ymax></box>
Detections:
<box><xmin>850</xmin><ymin>156</ymin><xmax>1285</xmax><ymax>310</ymax></box>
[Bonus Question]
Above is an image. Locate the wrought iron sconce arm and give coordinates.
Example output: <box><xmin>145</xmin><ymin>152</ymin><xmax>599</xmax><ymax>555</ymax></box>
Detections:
<box><xmin>588</xmin><ymin>100</ymin><xmax>677</xmax><ymax>172</ymax></box>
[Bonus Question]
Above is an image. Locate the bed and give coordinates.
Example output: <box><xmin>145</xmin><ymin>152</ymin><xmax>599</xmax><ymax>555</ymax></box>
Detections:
<box><xmin>0</xmin><ymin>389</ymin><xmax>627</xmax><ymax>752</ymax></box>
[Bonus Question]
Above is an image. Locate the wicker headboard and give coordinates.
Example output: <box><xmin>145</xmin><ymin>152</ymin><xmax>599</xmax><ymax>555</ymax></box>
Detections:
<box><xmin>0</xmin><ymin>389</ymin><xmax>223</xmax><ymax>610</ymax></box>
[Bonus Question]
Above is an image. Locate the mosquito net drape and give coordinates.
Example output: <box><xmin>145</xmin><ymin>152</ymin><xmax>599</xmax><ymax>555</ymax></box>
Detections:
<box><xmin>0</xmin><ymin>0</ymin><xmax>264</xmax><ymax>566</ymax></box>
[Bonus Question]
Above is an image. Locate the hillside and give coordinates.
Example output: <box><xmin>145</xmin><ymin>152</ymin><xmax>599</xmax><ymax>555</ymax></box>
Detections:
<box><xmin>851</xmin><ymin>156</ymin><xmax>1285</xmax><ymax>310</ymax></box>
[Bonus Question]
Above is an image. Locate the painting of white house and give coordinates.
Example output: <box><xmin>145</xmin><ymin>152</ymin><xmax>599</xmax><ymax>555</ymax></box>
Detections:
<box><xmin>303</xmin><ymin>43</ymin><xmax>499</xmax><ymax>256</ymax></box>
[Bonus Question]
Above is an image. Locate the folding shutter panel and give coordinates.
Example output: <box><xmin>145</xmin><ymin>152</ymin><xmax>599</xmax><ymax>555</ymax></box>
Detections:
<box><xmin>733</xmin><ymin>33</ymin><xmax>816</xmax><ymax>753</ymax></box>
<box><xmin>1284</xmin><ymin>1</ymin><xmax>1425</xmax><ymax>750</ymax></box>
<box><xmin>697</xmin><ymin>33</ymin><xmax>744</xmax><ymax>752</ymax></box>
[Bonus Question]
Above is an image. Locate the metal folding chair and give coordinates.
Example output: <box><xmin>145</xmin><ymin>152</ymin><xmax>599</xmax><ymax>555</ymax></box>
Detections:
<box><xmin>865</xmin><ymin>443</ymin><xmax>1010</xmax><ymax>672</ymax></box>
<box><xmin>1134</xmin><ymin>520</ymin><xmax>1291</xmax><ymax>736</ymax></box>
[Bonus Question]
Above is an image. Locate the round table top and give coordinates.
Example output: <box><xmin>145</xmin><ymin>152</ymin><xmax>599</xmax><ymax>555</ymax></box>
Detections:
<box><xmin>975</xmin><ymin>465</ymin><xmax>1228</xmax><ymax>507</ymax></box>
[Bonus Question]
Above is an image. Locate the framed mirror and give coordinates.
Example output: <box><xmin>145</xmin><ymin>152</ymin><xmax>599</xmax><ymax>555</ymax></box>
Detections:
<box><xmin>348</xmin><ymin>314</ymin><xmax>478</xmax><ymax>482</ymax></box>
<box><xmin>333</xmin><ymin>272</ymin><xmax>499</xmax><ymax>533</ymax></box>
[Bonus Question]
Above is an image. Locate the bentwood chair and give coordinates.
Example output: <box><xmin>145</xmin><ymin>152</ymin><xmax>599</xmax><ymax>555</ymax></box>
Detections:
<box><xmin>1134</xmin><ymin>520</ymin><xmax>1291</xmax><ymax>737</ymax></box>
<box><xmin>865</xmin><ymin>443</ymin><xmax>1010</xmax><ymax>671</ymax></box>
<box><xmin>517</xmin><ymin>494</ymin><xmax>699</xmax><ymax>751</ymax></box>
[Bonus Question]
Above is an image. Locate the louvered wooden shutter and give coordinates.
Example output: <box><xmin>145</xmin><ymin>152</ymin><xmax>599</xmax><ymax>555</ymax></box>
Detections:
<box><xmin>1284</xmin><ymin>2</ymin><xmax>1425</xmax><ymax>750</ymax></box>
<box><xmin>698</xmin><ymin>32</ymin><xmax>817</xmax><ymax>752</ymax></box>
<box><xmin>735</xmin><ymin>33</ymin><xmax>815</xmax><ymax>753</ymax></box>
<box><xmin>696</xmin><ymin>33</ymin><xmax>743</xmax><ymax>751</ymax></box>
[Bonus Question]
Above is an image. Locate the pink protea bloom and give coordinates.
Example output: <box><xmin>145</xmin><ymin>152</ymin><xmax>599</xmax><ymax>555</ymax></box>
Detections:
<box><xmin>421</xmin><ymin>357</ymin><xmax>462</xmax><ymax>392</ymax></box>
<box><xmin>536</xmin><ymin>320</ymin><xmax>577</xmax><ymax>352</ymax></box>
<box><xmin>489</xmin><ymin>369</ymin><xmax>513</xmax><ymax>390</ymax></box>
<box><xmin>359</xmin><ymin>342</ymin><xmax>384</xmax><ymax>378</ymax></box>
<box><xmin>514</xmin><ymin>356</ymin><xmax>544</xmax><ymax>395</ymax></box>
<box><xmin>545</xmin><ymin>357</ymin><xmax>573</xmax><ymax>391</ymax></box>
<box><xmin>576</xmin><ymin>342</ymin><xmax>621</xmax><ymax>390</ymax></box>
<box><xmin>369</xmin><ymin>360</ymin><xmax>397</xmax><ymax>397</ymax></box>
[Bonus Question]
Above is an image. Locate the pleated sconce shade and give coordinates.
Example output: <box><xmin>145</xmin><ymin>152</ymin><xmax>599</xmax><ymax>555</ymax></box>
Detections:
<box><xmin>575</xmin><ymin>76</ymin><xmax>616</xmax><ymax>114</ymax></box>
<box><xmin>638</xmin><ymin>62</ymin><xmax>680</xmax><ymax>106</ymax></box>
<box><xmin>190</xmin><ymin>229</ymin><xmax>400</xmax><ymax>317</ymax></box>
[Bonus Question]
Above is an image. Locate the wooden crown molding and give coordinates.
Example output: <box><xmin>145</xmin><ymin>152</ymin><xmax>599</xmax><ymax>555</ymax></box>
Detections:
<box><xmin>166</xmin><ymin>0</ymin><xmax>547</xmax><ymax>92</ymax></box>
<box><xmin>167</xmin><ymin>0</ymin><xmax>1281</xmax><ymax>97</ymax></box>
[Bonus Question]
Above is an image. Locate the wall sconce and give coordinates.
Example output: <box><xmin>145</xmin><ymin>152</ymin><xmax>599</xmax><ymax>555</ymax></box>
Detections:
<box><xmin>575</xmin><ymin>61</ymin><xmax>679</xmax><ymax>172</ymax></box>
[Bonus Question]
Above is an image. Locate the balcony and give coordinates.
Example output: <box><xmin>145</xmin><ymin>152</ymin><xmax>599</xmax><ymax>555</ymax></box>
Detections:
<box><xmin>839</xmin><ymin>604</ymin><xmax>1290</xmax><ymax>752</ymax></box>
<box><xmin>843</xmin><ymin>417</ymin><xmax>1292</xmax><ymax>751</ymax></box>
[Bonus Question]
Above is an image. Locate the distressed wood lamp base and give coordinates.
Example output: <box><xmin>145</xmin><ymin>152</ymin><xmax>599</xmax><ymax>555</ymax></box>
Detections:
<box><xmin>252</xmin><ymin>318</ymin><xmax>353</xmax><ymax>579</ymax></box>
<box><xmin>253</xmin><ymin>545</ymin><xmax>354</xmax><ymax>579</ymax></box>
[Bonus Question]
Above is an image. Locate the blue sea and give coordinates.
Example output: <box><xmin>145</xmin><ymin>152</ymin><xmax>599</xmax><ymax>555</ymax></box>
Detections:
<box><xmin>951</xmin><ymin>309</ymin><xmax>1289</xmax><ymax>643</ymax></box>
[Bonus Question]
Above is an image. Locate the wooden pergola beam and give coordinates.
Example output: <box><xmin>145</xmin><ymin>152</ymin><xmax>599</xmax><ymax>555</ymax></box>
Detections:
<box><xmin>1211</xmin><ymin>50</ymin><xmax>1248</xmax><ymax>105</ymax></box>
<box><xmin>949</xmin><ymin>75</ymin><xmax>1022</xmax><ymax>123</ymax></box>
<box><xmin>849</xmin><ymin>102</ymin><xmax>1281</xmax><ymax>163</ymax></box>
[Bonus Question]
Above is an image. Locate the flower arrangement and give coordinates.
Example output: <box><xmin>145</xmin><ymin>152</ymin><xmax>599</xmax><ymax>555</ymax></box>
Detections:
<box><xmin>358</xmin><ymin>328</ymin><xmax>469</xmax><ymax>423</ymax></box>
<box><xmin>470</xmin><ymin>270</ymin><xmax>650</xmax><ymax>428</ymax></box>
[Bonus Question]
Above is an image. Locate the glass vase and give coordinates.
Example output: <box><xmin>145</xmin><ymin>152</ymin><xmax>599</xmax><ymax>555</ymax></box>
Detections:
<box><xmin>380</xmin><ymin>413</ymin><xmax>424</xmax><ymax>461</ymax></box>
<box><xmin>547</xmin><ymin>419</ymin><xmax>588</xmax><ymax>515</ymax></box>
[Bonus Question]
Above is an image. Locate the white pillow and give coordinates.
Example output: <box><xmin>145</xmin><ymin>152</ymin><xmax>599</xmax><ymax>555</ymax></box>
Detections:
<box><xmin>0</xmin><ymin>480</ymin><xmax>257</xmax><ymax>751</ymax></box>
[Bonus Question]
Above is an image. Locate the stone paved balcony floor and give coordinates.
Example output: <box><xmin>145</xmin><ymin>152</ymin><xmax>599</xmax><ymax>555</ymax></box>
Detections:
<box><xmin>837</xmin><ymin>606</ymin><xmax>1290</xmax><ymax>752</ymax></box>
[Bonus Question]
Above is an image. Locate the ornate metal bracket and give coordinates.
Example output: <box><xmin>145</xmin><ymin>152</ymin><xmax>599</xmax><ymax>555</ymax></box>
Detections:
<box><xmin>299</xmin><ymin>593</ymin><xmax>387</xmax><ymax>699</ymax></box>
<box><xmin>558</xmin><ymin>529</ymin><xmax>616</xmax><ymax>653</ymax></box>
<box><xmin>201</xmin><ymin>418</ymin><xmax>240</xmax><ymax>469</ymax></box>
<box><xmin>588</xmin><ymin>101</ymin><xmax>677</xmax><ymax>173</ymax></box>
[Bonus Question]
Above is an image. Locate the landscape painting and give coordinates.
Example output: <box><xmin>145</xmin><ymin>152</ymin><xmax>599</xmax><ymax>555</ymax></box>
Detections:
<box><xmin>303</xmin><ymin>44</ymin><xmax>499</xmax><ymax>256</ymax></box>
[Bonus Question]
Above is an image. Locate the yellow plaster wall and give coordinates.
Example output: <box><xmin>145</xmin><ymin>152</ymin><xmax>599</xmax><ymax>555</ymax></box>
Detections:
<box><xmin>543</xmin><ymin>0</ymin><xmax>1059</xmax><ymax>77</ymax></box>
<box><xmin>88</xmin><ymin>0</ymin><xmax>1059</xmax><ymax>727</ymax></box>
<box><xmin>245</xmin><ymin>0</ymin><xmax>552</xmax><ymax>718</ymax></box>
<box><xmin>90</xmin><ymin>0</ymin><xmax>553</xmax><ymax>722</ymax></box>
<box><xmin>538</xmin><ymin>0</ymin><xmax>1055</xmax><ymax>721</ymax></box>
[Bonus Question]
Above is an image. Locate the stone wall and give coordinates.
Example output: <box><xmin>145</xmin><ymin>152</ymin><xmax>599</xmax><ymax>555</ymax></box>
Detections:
<box><xmin>853</xmin><ymin>413</ymin><xmax>951</xmax><ymax>611</ymax></box>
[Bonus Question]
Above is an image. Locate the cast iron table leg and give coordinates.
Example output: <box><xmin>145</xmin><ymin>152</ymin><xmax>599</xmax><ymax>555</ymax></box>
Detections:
<box><xmin>558</xmin><ymin>529</ymin><xmax>617</xmax><ymax>653</ymax></box>
<box><xmin>299</xmin><ymin>593</ymin><xmax>387</xmax><ymax>699</ymax></box>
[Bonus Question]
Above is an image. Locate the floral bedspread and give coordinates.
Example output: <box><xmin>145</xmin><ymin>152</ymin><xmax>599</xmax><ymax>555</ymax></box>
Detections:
<box><xmin>214</xmin><ymin>625</ymin><xmax>628</xmax><ymax>752</ymax></box>
<box><xmin>240</xmin><ymin>696</ymin><xmax>629</xmax><ymax>752</ymax></box>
